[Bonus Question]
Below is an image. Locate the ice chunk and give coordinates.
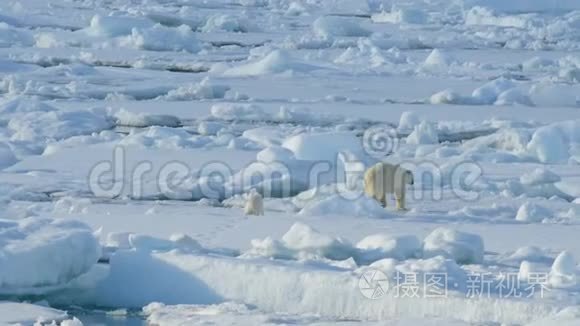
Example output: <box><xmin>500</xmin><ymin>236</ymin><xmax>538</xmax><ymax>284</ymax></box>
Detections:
<box><xmin>462</xmin><ymin>0</ymin><xmax>580</xmax><ymax>13</ymax></box>
<box><xmin>198</xmin><ymin>121</ymin><xmax>225</xmax><ymax>136</ymax></box>
<box><xmin>527</xmin><ymin>120</ymin><xmax>580</xmax><ymax>164</ymax></box>
<box><xmin>0</xmin><ymin>302</ymin><xmax>71</xmax><ymax>325</ymax></box>
<box><xmin>85</xmin><ymin>14</ymin><xmax>154</xmax><ymax>37</ymax></box>
<box><xmin>0</xmin><ymin>97</ymin><xmax>56</xmax><ymax>115</ymax></box>
<box><xmin>0</xmin><ymin>217</ymin><xmax>100</xmax><ymax>293</ymax></box>
<box><xmin>282</xmin><ymin>132</ymin><xmax>364</xmax><ymax>162</ymax></box>
<box><xmin>495</xmin><ymin>88</ymin><xmax>534</xmax><ymax>106</ymax></box>
<box><xmin>518</xmin><ymin>261</ymin><xmax>544</xmax><ymax>283</ymax></box>
<box><xmin>423</xmin><ymin>228</ymin><xmax>484</xmax><ymax>264</ymax></box>
<box><xmin>162</xmin><ymin>78</ymin><xmax>230</xmax><ymax>100</ymax></box>
<box><xmin>549</xmin><ymin>251</ymin><xmax>578</xmax><ymax>289</ymax></box>
<box><xmin>312</xmin><ymin>16</ymin><xmax>371</xmax><ymax>38</ymax></box>
<box><xmin>0</xmin><ymin>142</ymin><xmax>17</xmax><ymax>169</ymax></box>
<box><xmin>298</xmin><ymin>193</ymin><xmax>388</xmax><ymax>219</ymax></box>
<box><xmin>129</xmin><ymin>233</ymin><xmax>204</xmax><ymax>252</ymax></box>
<box><xmin>114</xmin><ymin>109</ymin><xmax>181</xmax><ymax>128</ymax></box>
<box><xmin>201</xmin><ymin>14</ymin><xmax>258</xmax><ymax>33</ymax></box>
<box><xmin>372</xmin><ymin>8</ymin><xmax>427</xmax><ymax>25</ymax></box>
<box><xmin>424</xmin><ymin>49</ymin><xmax>452</xmax><ymax>67</ymax></box>
<box><xmin>398</xmin><ymin>111</ymin><xmax>421</xmax><ymax>132</ymax></box>
<box><xmin>406</xmin><ymin>121</ymin><xmax>439</xmax><ymax>145</ymax></box>
<box><xmin>8</xmin><ymin>109</ymin><xmax>113</xmax><ymax>142</ymax></box>
<box><xmin>106</xmin><ymin>232</ymin><xmax>134</xmax><ymax>249</ymax></box>
<box><xmin>430</xmin><ymin>89</ymin><xmax>466</xmax><ymax>105</ymax></box>
<box><xmin>169</xmin><ymin>234</ymin><xmax>204</xmax><ymax>252</ymax></box>
<box><xmin>0</xmin><ymin>22</ymin><xmax>33</xmax><ymax>47</ymax></box>
<box><xmin>121</xmin><ymin>24</ymin><xmax>201</xmax><ymax>53</ymax></box>
<box><xmin>224</xmin><ymin>50</ymin><xmax>323</xmax><ymax>77</ymax></box>
<box><xmin>281</xmin><ymin>222</ymin><xmax>354</xmax><ymax>261</ymax></box>
<box><xmin>356</xmin><ymin>234</ymin><xmax>422</xmax><ymax>262</ymax></box>
<box><xmin>210</xmin><ymin>103</ymin><xmax>267</xmax><ymax>121</ymax></box>
<box><xmin>520</xmin><ymin>168</ymin><xmax>561</xmax><ymax>186</ymax></box>
<box><xmin>515</xmin><ymin>202</ymin><xmax>551</xmax><ymax>222</ymax></box>
<box><xmin>256</xmin><ymin>146</ymin><xmax>295</xmax><ymax>163</ymax></box>
<box><xmin>527</xmin><ymin>306</ymin><xmax>580</xmax><ymax>326</ymax></box>
<box><xmin>53</xmin><ymin>197</ymin><xmax>92</xmax><ymax>215</ymax></box>
<box><xmin>119</xmin><ymin>126</ymin><xmax>200</xmax><ymax>150</ymax></box>
<box><xmin>465</xmin><ymin>6</ymin><xmax>532</xmax><ymax>28</ymax></box>
<box><xmin>471</xmin><ymin>78</ymin><xmax>516</xmax><ymax>105</ymax></box>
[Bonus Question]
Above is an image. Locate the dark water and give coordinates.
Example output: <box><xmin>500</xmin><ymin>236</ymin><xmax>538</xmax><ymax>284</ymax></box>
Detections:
<box><xmin>57</xmin><ymin>306</ymin><xmax>146</xmax><ymax>325</ymax></box>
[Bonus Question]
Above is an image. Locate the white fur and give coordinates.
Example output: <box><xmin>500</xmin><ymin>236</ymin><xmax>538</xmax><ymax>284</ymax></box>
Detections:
<box><xmin>364</xmin><ymin>162</ymin><xmax>413</xmax><ymax>210</ymax></box>
<box><xmin>244</xmin><ymin>189</ymin><xmax>264</xmax><ymax>216</ymax></box>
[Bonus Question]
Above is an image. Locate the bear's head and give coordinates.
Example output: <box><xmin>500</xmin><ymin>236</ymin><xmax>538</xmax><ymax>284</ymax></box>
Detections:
<box><xmin>405</xmin><ymin>170</ymin><xmax>414</xmax><ymax>185</ymax></box>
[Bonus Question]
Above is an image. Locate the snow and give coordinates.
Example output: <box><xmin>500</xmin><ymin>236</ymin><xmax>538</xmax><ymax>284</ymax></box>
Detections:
<box><xmin>118</xmin><ymin>126</ymin><xmax>200</xmax><ymax>150</ymax></box>
<box><xmin>372</xmin><ymin>8</ymin><xmax>427</xmax><ymax>25</ymax></box>
<box><xmin>0</xmin><ymin>217</ymin><xmax>100</xmax><ymax>294</ymax></box>
<box><xmin>210</xmin><ymin>103</ymin><xmax>267</xmax><ymax>121</ymax></box>
<box><xmin>423</xmin><ymin>49</ymin><xmax>453</xmax><ymax>67</ymax></box>
<box><xmin>298</xmin><ymin>193</ymin><xmax>388</xmax><ymax>219</ymax></box>
<box><xmin>8</xmin><ymin>109</ymin><xmax>113</xmax><ymax>142</ymax></box>
<box><xmin>278</xmin><ymin>222</ymin><xmax>354</xmax><ymax>260</ymax></box>
<box><xmin>527</xmin><ymin>120</ymin><xmax>580</xmax><ymax>164</ymax></box>
<box><xmin>242</xmin><ymin>222</ymin><xmax>356</xmax><ymax>261</ymax></box>
<box><xmin>256</xmin><ymin>146</ymin><xmax>295</xmax><ymax>163</ymax></box>
<box><xmin>549</xmin><ymin>251</ymin><xmax>578</xmax><ymax>289</ymax></box>
<box><xmin>515</xmin><ymin>202</ymin><xmax>551</xmax><ymax>223</ymax></box>
<box><xmin>463</xmin><ymin>0</ymin><xmax>580</xmax><ymax>13</ymax></box>
<box><xmin>529</xmin><ymin>306</ymin><xmax>580</xmax><ymax>326</ymax></box>
<box><xmin>201</xmin><ymin>14</ymin><xmax>258</xmax><ymax>33</ymax></box>
<box><xmin>282</xmin><ymin>132</ymin><xmax>364</xmax><ymax>162</ymax></box>
<box><xmin>423</xmin><ymin>228</ymin><xmax>485</xmax><ymax>264</ymax></box>
<box><xmin>406</xmin><ymin>121</ymin><xmax>439</xmax><ymax>145</ymax></box>
<box><xmin>356</xmin><ymin>234</ymin><xmax>422</xmax><ymax>262</ymax></box>
<box><xmin>121</xmin><ymin>24</ymin><xmax>202</xmax><ymax>53</ymax></box>
<box><xmin>2</xmin><ymin>0</ymin><xmax>580</xmax><ymax>323</ymax></box>
<box><xmin>398</xmin><ymin>111</ymin><xmax>421</xmax><ymax>132</ymax></box>
<box><xmin>465</xmin><ymin>7</ymin><xmax>532</xmax><ymax>28</ymax></box>
<box><xmin>312</xmin><ymin>16</ymin><xmax>371</xmax><ymax>38</ymax></box>
<box><xmin>0</xmin><ymin>302</ymin><xmax>73</xmax><ymax>325</ymax></box>
<box><xmin>516</xmin><ymin>202</ymin><xmax>553</xmax><ymax>223</ymax></box>
<box><xmin>0</xmin><ymin>142</ymin><xmax>17</xmax><ymax>169</ymax></box>
<box><xmin>71</xmin><ymin>244</ymin><xmax>560</xmax><ymax>324</ymax></box>
<box><xmin>198</xmin><ymin>121</ymin><xmax>224</xmax><ymax>136</ymax></box>
<box><xmin>114</xmin><ymin>109</ymin><xmax>181</xmax><ymax>128</ymax></box>
<box><xmin>162</xmin><ymin>78</ymin><xmax>230</xmax><ymax>101</ymax></box>
<box><xmin>518</xmin><ymin>260</ymin><xmax>544</xmax><ymax>283</ymax></box>
<box><xmin>224</xmin><ymin>50</ymin><xmax>323</xmax><ymax>77</ymax></box>
<box><xmin>520</xmin><ymin>168</ymin><xmax>561</xmax><ymax>186</ymax></box>
<box><xmin>0</xmin><ymin>22</ymin><xmax>33</xmax><ymax>47</ymax></box>
<box><xmin>85</xmin><ymin>15</ymin><xmax>154</xmax><ymax>37</ymax></box>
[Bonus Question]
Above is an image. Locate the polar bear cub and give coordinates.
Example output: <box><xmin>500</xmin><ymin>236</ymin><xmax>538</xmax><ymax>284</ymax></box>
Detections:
<box><xmin>244</xmin><ymin>189</ymin><xmax>264</xmax><ymax>216</ymax></box>
<box><xmin>364</xmin><ymin>162</ymin><xmax>414</xmax><ymax>211</ymax></box>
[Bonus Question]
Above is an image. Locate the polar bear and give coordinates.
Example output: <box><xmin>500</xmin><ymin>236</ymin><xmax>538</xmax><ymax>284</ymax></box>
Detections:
<box><xmin>244</xmin><ymin>189</ymin><xmax>264</xmax><ymax>216</ymax></box>
<box><xmin>364</xmin><ymin>162</ymin><xmax>414</xmax><ymax>210</ymax></box>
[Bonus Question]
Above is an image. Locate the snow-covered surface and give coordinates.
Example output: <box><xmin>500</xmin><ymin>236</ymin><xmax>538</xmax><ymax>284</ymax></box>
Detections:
<box><xmin>0</xmin><ymin>217</ymin><xmax>100</xmax><ymax>295</ymax></box>
<box><xmin>0</xmin><ymin>302</ymin><xmax>75</xmax><ymax>325</ymax></box>
<box><xmin>1</xmin><ymin>0</ymin><xmax>580</xmax><ymax>324</ymax></box>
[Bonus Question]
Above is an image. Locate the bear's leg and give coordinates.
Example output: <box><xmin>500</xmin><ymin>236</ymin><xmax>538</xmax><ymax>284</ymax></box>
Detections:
<box><xmin>395</xmin><ymin>190</ymin><xmax>406</xmax><ymax>210</ymax></box>
<box><xmin>394</xmin><ymin>182</ymin><xmax>406</xmax><ymax>210</ymax></box>
<box><xmin>380</xmin><ymin>192</ymin><xmax>387</xmax><ymax>208</ymax></box>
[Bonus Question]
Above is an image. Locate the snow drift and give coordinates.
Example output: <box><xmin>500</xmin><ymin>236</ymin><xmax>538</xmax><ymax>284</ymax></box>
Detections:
<box><xmin>0</xmin><ymin>217</ymin><xmax>100</xmax><ymax>294</ymax></box>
